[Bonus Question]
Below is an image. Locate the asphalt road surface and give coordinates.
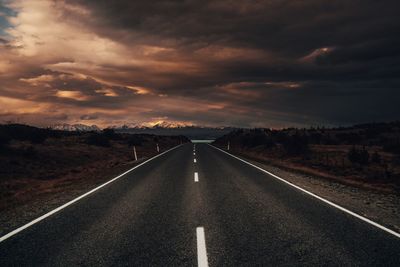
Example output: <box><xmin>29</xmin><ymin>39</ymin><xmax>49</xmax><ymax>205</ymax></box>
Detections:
<box><xmin>1</xmin><ymin>143</ymin><xmax>399</xmax><ymax>266</ymax></box>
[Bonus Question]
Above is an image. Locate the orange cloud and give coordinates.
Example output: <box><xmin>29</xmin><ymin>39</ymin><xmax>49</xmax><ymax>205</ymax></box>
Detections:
<box><xmin>55</xmin><ymin>90</ymin><xmax>90</xmax><ymax>101</ymax></box>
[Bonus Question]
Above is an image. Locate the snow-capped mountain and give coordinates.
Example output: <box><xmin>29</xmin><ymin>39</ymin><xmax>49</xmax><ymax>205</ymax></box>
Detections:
<box><xmin>51</xmin><ymin>123</ymin><xmax>100</xmax><ymax>132</ymax></box>
<box><xmin>113</xmin><ymin>121</ymin><xmax>194</xmax><ymax>129</ymax></box>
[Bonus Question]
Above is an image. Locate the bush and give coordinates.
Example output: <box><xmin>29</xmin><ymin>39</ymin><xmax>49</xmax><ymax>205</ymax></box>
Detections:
<box><xmin>336</xmin><ymin>132</ymin><xmax>362</xmax><ymax>145</ymax></box>
<box><xmin>282</xmin><ymin>133</ymin><xmax>309</xmax><ymax>156</ymax></box>
<box><xmin>242</xmin><ymin>132</ymin><xmax>274</xmax><ymax>148</ymax></box>
<box><xmin>348</xmin><ymin>146</ymin><xmax>369</xmax><ymax>165</ymax></box>
<box><xmin>127</xmin><ymin>135</ymin><xmax>143</xmax><ymax>146</ymax></box>
<box><xmin>85</xmin><ymin>133</ymin><xmax>110</xmax><ymax>147</ymax></box>
<box><xmin>102</xmin><ymin>128</ymin><xmax>120</xmax><ymax>140</ymax></box>
<box><xmin>0</xmin><ymin>132</ymin><xmax>11</xmax><ymax>148</ymax></box>
<box><xmin>383</xmin><ymin>141</ymin><xmax>400</xmax><ymax>155</ymax></box>
<box><xmin>23</xmin><ymin>146</ymin><xmax>37</xmax><ymax>157</ymax></box>
<box><xmin>359</xmin><ymin>149</ymin><xmax>370</xmax><ymax>165</ymax></box>
<box><xmin>371</xmin><ymin>151</ymin><xmax>381</xmax><ymax>164</ymax></box>
<box><xmin>0</xmin><ymin>124</ymin><xmax>48</xmax><ymax>144</ymax></box>
<box><xmin>348</xmin><ymin>147</ymin><xmax>359</xmax><ymax>164</ymax></box>
<box><xmin>29</xmin><ymin>131</ymin><xmax>47</xmax><ymax>144</ymax></box>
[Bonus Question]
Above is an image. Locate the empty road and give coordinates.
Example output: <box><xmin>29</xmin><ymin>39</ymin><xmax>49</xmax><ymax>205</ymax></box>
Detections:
<box><xmin>1</xmin><ymin>143</ymin><xmax>399</xmax><ymax>266</ymax></box>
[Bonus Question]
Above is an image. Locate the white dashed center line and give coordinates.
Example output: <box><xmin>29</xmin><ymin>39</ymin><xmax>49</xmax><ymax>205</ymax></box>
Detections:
<box><xmin>196</xmin><ymin>227</ymin><xmax>209</xmax><ymax>267</ymax></box>
<box><xmin>194</xmin><ymin>158</ymin><xmax>197</xmax><ymax>163</ymax></box>
<box><xmin>194</xmin><ymin>172</ymin><xmax>199</xmax><ymax>182</ymax></box>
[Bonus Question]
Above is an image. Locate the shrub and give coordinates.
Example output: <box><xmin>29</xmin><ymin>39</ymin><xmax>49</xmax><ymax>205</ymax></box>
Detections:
<box><xmin>348</xmin><ymin>147</ymin><xmax>359</xmax><ymax>164</ymax></box>
<box><xmin>23</xmin><ymin>146</ymin><xmax>37</xmax><ymax>157</ymax></box>
<box><xmin>0</xmin><ymin>132</ymin><xmax>11</xmax><ymax>148</ymax></box>
<box><xmin>336</xmin><ymin>132</ymin><xmax>361</xmax><ymax>145</ymax></box>
<box><xmin>127</xmin><ymin>135</ymin><xmax>143</xmax><ymax>146</ymax></box>
<box><xmin>242</xmin><ymin>132</ymin><xmax>274</xmax><ymax>148</ymax></box>
<box><xmin>85</xmin><ymin>133</ymin><xmax>110</xmax><ymax>147</ymax></box>
<box><xmin>29</xmin><ymin>131</ymin><xmax>47</xmax><ymax>144</ymax></box>
<box><xmin>102</xmin><ymin>128</ymin><xmax>119</xmax><ymax>140</ymax></box>
<box><xmin>282</xmin><ymin>133</ymin><xmax>309</xmax><ymax>156</ymax></box>
<box><xmin>383</xmin><ymin>141</ymin><xmax>400</xmax><ymax>155</ymax></box>
<box><xmin>359</xmin><ymin>149</ymin><xmax>370</xmax><ymax>165</ymax></box>
<box><xmin>348</xmin><ymin>146</ymin><xmax>369</xmax><ymax>165</ymax></box>
<box><xmin>0</xmin><ymin>124</ymin><xmax>48</xmax><ymax>144</ymax></box>
<box><xmin>371</xmin><ymin>151</ymin><xmax>381</xmax><ymax>164</ymax></box>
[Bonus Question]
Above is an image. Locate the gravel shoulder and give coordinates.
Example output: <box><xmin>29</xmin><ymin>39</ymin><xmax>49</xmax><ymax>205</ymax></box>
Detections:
<box><xmin>231</xmin><ymin>150</ymin><xmax>400</xmax><ymax>233</ymax></box>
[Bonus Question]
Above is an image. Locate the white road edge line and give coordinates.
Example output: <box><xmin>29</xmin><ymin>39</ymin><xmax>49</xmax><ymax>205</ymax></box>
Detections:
<box><xmin>196</xmin><ymin>227</ymin><xmax>209</xmax><ymax>267</ymax></box>
<box><xmin>194</xmin><ymin>158</ymin><xmax>197</xmax><ymax>163</ymax></box>
<box><xmin>194</xmin><ymin>172</ymin><xmax>199</xmax><ymax>182</ymax></box>
<box><xmin>0</xmin><ymin>144</ymin><xmax>183</xmax><ymax>243</ymax></box>
<box><xmin>209</xmin><ymin>144</ymin><xmax>400</xmax><ymax>239</ymax></box>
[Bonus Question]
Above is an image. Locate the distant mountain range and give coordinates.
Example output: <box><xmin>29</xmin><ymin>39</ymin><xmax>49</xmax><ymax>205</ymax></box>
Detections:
<box><xmin>114</xmin><ymin>126</ymin><xmax>236</xmax><ymax>140</ymax></box>
<box><xmin>109</xmin><ymin>121</ymin><xmax>195</xmax><ymax>129</ymax></box>
<box><xmin>50</xmin><ymin>123</ymin><xmax>236</xmax><ymax>140</ymax></box>
<box><xmin>51</xmin><ymin>123</ymin><xmax>101</xmax><ymax>132</ymax></box>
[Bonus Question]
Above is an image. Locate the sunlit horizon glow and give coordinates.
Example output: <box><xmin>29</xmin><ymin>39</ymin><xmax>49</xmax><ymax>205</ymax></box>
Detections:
<box><xmin>0</xmin><ymin>0</ymin><xmax>399</xmax><ymax>128</ymax></box>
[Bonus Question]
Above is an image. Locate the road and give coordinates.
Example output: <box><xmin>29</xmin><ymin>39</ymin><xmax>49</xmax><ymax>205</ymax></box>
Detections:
<box><xmin>1</xmin><ymin>143</ymin><xmax>399</xmax><ymax>266</ymax></box>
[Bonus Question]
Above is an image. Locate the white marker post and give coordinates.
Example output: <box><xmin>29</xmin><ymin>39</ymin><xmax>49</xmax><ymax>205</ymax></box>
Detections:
<box><xmin>156</xmin><ymin>143</ymin><xmax>160</xmax><ymax>153</ymax></box>
<box><xmin>133</xmin><ymin>146</ymin><xmax>138</xmax><ymax>161</ymax></box>
<box><xmin>227</xmin><ymin>141</ymin><xmax>230</xmax><ymax>151</ymax></box>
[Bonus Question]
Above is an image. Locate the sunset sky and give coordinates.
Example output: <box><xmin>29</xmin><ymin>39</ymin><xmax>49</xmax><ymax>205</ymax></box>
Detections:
<box><xmin>0</xmin><ymin>0</ymin><xmax>399</xmax><ymax>128</ymax></box>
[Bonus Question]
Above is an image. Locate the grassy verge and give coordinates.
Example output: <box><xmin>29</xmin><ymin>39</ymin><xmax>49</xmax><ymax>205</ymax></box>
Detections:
<box><xmin>0</xmin><ymin>124</ymin><xmax>188</xmax><ymax>235</ymax></box>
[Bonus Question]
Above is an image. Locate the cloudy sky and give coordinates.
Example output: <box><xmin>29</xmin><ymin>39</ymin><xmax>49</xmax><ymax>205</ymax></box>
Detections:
<box><xmin>0</xmin><ymin>0</ymin><xmax>399</xmax><ymax>128</ymax></box>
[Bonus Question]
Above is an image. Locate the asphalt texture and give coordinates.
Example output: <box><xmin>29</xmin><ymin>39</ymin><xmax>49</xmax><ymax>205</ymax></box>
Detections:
<box><xmin>1</xmin><ymin>143</ymin><xmax>399</xmax><ymax>266</ymax></box>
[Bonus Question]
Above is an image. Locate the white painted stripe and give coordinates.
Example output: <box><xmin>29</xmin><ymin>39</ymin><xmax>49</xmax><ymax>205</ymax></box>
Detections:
<box><xmin>194</xmin><ymin>152</ymin><xmax>196</xmax><ymax>156</ymax></box>
<box><xmin>194</xmin><ymin>172</ymin><xmax>199</xmax><ymax>182</ymax></box>
<box><xmin>209</xmin><ymin>144</ymin><xmax>400</xmax><ymax>239</ymax></box>
<box><xmin>194</xmin><ymin>158</ymin><xmax>197</xmax><ymax>163</ymax></box>
<box><xmin>0</xmin><ymin>144</ymin><xmax>183</xmax><ymax>243</ymax></box>
<box><xmin>196</xmin><ymin>227</ymin><xmax>209</xmax><ymax>267</ymax></box>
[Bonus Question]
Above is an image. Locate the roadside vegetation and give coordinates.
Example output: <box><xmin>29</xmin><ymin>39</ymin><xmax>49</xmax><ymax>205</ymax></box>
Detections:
<box><xmin>0</xmin><ymin>123</ymin><xmax>189</xmax><ymax>234</ymax></box>
<box><xmin>213</xmin><ymin>122</ymin><xmax>400</xmax><ymax>192</ymax></box>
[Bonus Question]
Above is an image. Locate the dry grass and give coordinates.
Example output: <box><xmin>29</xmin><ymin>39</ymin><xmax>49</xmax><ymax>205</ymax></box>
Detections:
<box><xmin>228</xmin><ymin>146</ymin><xmax>399</xmax><ymax>193</ymax></box>
<box><xmin>0</xmin><ymin>132</ymin><xmax>186</xmax><ymax>234</ymax></box>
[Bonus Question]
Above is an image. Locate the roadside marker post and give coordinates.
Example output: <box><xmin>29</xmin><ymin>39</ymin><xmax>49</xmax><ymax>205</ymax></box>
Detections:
<box><xmin>157</xmin><ymin>143</ymin><xmax>160</xmax><ymax>153</ymax></box>
<box><xmin>133</xmin><ymin>146</ymin><xmax>138</xmax><ymax>161</ymax></box>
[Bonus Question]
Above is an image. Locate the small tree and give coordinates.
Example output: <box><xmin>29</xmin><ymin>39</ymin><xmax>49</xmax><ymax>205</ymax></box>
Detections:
<box><xmin>371</xmin><ymin>151</ymin><xmax>381</xmax><ymax>164</ymax></box>
<box><xmin>102</xmin><ymin>128</ymin><xmax>116</xmax><ymax>139</ymax></box>
<box><xmin>348</xmin><ymin>146</ymin><xmax>369</xmax><ymax>165</ymax></box>
<box><xmin>282</xmin><ymin>133</ymin><xmax>309</xmax><ymax>156</ymax></box>
<box><xmin>348</xmin><ymin>146</ymin><xmax>360</xmax><ymax>164</ymax></box>
<box><xmin>127</xmin><ymin>135</ymin><xmax>143</xmax><ymax>146</ymax></box>
<box><xmin>85</xmin><ymin>133</ymin><xmax>110</xmax><ymax>147</ymax></box>
<box><xmin>359</xmin><ymin>149</ymin><xmax>370</xmax><ymax>165</ymax></box>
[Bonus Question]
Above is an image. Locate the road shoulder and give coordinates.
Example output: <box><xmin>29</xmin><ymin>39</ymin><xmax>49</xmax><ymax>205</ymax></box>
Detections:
<box><xmin>216</xmin><ymin>148</ymin><xmax>400</xmax><ymax>233</ymax></box>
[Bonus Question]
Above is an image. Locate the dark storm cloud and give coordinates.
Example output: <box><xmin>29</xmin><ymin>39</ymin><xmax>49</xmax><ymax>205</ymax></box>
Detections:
<box><xmin>1</xmin><ymin>0</ymin><xmax>399</xmax><ymax>127</ymax></box>
<box><xmin>67</xmin><ymin>0</ymin><xmax>400</xmax><ymax>85</ymax></box>
<box><xmin>68</xmin><ymin>1</ymin><xmax>399</xmax><ymax>51</ymax></box>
